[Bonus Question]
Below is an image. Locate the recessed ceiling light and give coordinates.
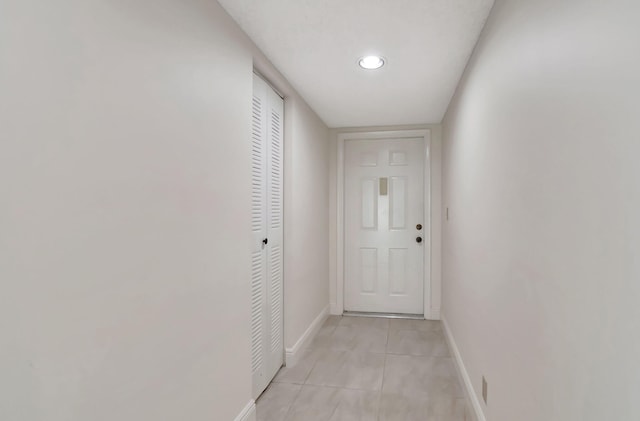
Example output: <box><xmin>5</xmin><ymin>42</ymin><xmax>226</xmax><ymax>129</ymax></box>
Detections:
<box><xmin>358</xmin><ymin>55</ymin><xmax>385</xmax><ymax>70</ymax></box>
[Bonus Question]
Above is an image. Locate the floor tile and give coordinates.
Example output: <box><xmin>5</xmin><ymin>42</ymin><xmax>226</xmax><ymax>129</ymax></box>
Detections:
<box><xmin>262</xmin><ymin>316</ymin><xmax>467</xmax><ymax>421</ymax></box>
<box><xmin>323</xmin><ymin>315</ymin><xmax>343</xmax><ymax>328</ymax></box>
<box><xmin>329</xmin><ymin>325</ymin><xmax>388</xmax><ymax>353</ymax></box>
<box><xmin>308</xmin><ymin>324</ymin><xmax>339</xmax><ymax>349</ymax></box>
<box><xmin>285</xmin><ymin>385</ymin><xmax>378</xmax><ymax>421</ymax></box>
<box><xmin>273</xmin><ymin>348</ymin><xmax>323</xmax><ymax>384</ymax></box>
<box><xmin>338</xmin><ymin>316</ymin><xmax>389</xmax><ymax>330</ymax></box>
<box><xmin>256</xmin><ymin>382</ymin><xmax>301</xmax><ymax>421</ymax></box>
<box><xmin>327</xmin><ymin>387</ymin><xmax>379</xmax><ymax>421</ymax></box>
<box><xmin>386</xmin><ymin>329</ymin><xmax>449</xmax><ymax>357</ymax></box>
<box><xmin>383</xmin><ymin>355</ymin><xmax>464</xmax><ymax>398</ymax></box>
<box><xmin>306</xmin><ymin>350</ymin><xmax>385</xmax><ymax>391</ymax></box>
<box><xmin>388</xmin><ymin>318</ymin><xmax>443</xmax><ymax>332</ymax></box>
<box><xmin>378</xmin><ymin>393</ymin><xmax>466</xmax><ymax>421</ymax></box>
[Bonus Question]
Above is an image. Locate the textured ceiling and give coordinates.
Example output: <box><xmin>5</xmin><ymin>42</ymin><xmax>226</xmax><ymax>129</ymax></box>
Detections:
<box><xmin>218</xmin><ymin>0</ymin><xmax>494</xmax><ymax>128</ymax></box>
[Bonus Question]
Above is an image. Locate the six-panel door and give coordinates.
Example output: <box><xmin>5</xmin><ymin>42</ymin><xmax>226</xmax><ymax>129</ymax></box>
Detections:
<box><xmin>344</xmin><ymin>138</ymin><xmax>425</xmax><ymax>314</ymax></box>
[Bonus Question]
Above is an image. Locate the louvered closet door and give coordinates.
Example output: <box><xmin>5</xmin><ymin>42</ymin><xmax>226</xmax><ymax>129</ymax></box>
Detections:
<box><xmin>264</xmin><ymin>77</ymin><xmax>284</xmax><ymax>387</ymax></box>
<box><xmin>251</xmin><ymin>74</ymin><xmax>284</xmax><ymax>399</ymax></box>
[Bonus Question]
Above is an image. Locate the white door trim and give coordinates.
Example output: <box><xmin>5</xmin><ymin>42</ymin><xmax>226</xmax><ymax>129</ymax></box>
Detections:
<box><xmin>337</xmin><ymin>129</ymin><xmax>434</xmax><ymax>318</ymax></box>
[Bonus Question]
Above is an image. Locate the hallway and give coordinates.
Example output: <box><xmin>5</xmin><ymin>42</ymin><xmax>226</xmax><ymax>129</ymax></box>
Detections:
<box><xmin>3</xmin><ymin>0</ymin><xmax>640</xmax><ymax>420</ymax></box>
<box><xmin>257</xmin><ymin>316</ymin><xmax>468</xmax><ymax>421</ymax></box>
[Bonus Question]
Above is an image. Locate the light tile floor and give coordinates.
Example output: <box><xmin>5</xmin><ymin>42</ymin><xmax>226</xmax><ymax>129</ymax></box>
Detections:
<box><xmin>257</xmin><ymin>316</ymin><xmax>473</xmax><ymax>421</ymax></box>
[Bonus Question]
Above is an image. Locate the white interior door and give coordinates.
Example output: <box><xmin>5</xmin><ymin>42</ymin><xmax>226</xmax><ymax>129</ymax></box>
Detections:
<box><xmin>344</xmin><ymin>138</ymin><xmax>425</xmax><ymax>314</ymax></box>
<box><xmin>251</xmin><ymin>74</ymin><xmax>284</xmax><ymax>399</ymax></box>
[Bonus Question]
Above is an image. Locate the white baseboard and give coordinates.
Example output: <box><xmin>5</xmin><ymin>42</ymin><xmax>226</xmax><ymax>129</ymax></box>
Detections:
<box><xmin>233</xmin><ymin>400</ymin><xmax>256</xmax><ymax>421</ymax></box>
<box><xmin>426</xmin><ymin>308</ymin><xmax>441</xmax><ymax>320</ymax></box>
<box><xmin>285</xmin><ymin>305</ymin><xmax>329</xmax><ymax>367</ymax></box>
<box><xmin>330</xmin><ymin>303</ymin><xmax>342</xmax><ymax>315</ymax></box>
<box><xmin>442</xmin><ymin>316</ymin><xmax>486</xmax><ymax>421</ymax></box>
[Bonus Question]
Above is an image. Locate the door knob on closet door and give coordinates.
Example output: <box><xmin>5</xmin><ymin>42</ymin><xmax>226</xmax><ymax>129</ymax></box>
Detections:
<box><xmin>262</xmin><ymin>238</ymin><xmax>268</xmax><ymax>245</ymax></box>
<box><xmin>416</xmin><ymin>236</ymin><xmax>423</xmax><ymax>244</ymax></box>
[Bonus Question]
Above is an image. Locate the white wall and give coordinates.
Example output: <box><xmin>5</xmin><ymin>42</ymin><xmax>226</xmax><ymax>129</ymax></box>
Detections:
<box><xmin>283</xmin><ymin>97</ymin><xmax>330</xmax><ymax>352</ymax></box>
<box><xmin>328</xmin><ymin>125</ymin><xmax>443</xmax><ymax>317</ymax></box>
<box><xmin>0</xmin><ymin>1</ymin><xmax>328</xmax><ymax>420</ymax></box>
<box><xmin>442</xmin><ymin>0</ymin><xmax>640</xmax><ymax>420</ymax></box>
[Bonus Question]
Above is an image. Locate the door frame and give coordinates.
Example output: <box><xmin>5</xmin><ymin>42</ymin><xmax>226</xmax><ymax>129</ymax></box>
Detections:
<box><xmin>336</xmin><ymin>129</ymin><xmax>436</xmax><ymax>318</ymax></box>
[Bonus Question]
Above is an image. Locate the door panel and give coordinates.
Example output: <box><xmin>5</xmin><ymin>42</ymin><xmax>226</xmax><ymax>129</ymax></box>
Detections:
<box><xmin>265</xmin><ymin>84</ymin><xmax>284</xmax><ymax>384</ymax></box>
<box><xmin>251</xmin><ymin>74</ymin><xmax>284</xmax><ymax>399</ymax></box>
<box><xmin>344</xmin><ymin>138</ymin><xmax>425</xmax><ymax>314</ymax></box>
<box><xmin>250</xmin><ymin>250</ymin><xmax>264</xmax><ymax>374</ymax></box>
<box><xmin>389</xmin><ymin>248</ymin><xmax>408</xmax><ymax>295</ymax></box>
<box><xmin>361</xmin><ymin>178</ymin><xmax>378</xmax><ymax>229</ymax></box>
<box><xmin>389</xmin><ymin>176</ymin><xmax>407</xmax><ymax>230</ymax></box>
<box><xmin>250</xmin><ymin>80</ymin><xmax>268</xmax><ymax>397</ymax></box>
<box><xmin>359</xmin><ymin>247</ymin><xmax>378</xmax><ymax>293</ymax></box>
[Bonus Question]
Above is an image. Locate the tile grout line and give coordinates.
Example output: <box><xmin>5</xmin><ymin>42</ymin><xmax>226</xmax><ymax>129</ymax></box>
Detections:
<box><xmin>299</xmin><ymin>316</ymin><xmax>342</xmax><ymax>386</ymax></box>
<box><xmin>280</xmin><ymin>384</ymin><xmax>303</xmax><ymax>421</ymax></box>
<box><xmin>294</xmin><ymin>383</ymin><xmax>381</xmax><ymax>393</ymax></box>
<box><xmin>376</xmin><ymin>323</ymin><xmax>392</xmax><ymax>421</ymax></box>
<box><xmin>277</xmin><ymin>319</ymin><xmax>341</xmax><ymax>421</ymax></box>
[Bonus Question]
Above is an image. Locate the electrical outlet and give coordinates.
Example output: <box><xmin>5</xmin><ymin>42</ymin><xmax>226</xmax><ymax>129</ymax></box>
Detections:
<box><xmin>482</xmin><ymin>376</ymin><xmax>488</xmax><ymax>404</ymax></box>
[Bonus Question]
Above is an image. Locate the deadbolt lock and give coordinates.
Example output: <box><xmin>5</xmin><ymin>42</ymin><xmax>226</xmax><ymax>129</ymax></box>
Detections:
<box><xmin>416</xmin><ymin>224</ymin><xmax>423</xmax><ymax>230</ymax></box>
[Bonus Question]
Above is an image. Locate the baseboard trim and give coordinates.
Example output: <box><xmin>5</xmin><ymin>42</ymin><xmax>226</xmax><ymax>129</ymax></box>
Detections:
<box><xmin>442</xmin><ymin>316</ymin><xmax>486</xmax><ymax>421</ymax></box>
<box><xmin>426</xmin><ymin>308</ymin><xmax>441</xmax><ymax>320</ymax></box>
<box><xmin>233</xmin><ymin>400</ymin><xmax>256</xmax><ymax>421</ymax></box>
<box><xmin>285</xmin><ymin>305</ymin><xmax>329</xmax><ymax>367</ymax></box>
<box><xmin>330</xmin><ymin>303</ymin><xmax>342</xmax><ymax>315</ymax></box>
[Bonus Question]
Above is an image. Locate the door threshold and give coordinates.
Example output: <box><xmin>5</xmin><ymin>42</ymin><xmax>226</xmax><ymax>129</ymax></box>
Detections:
<box><xmin>342</xmin><ymin>311</ymin><xmax>424</xmax><ymax>320</ymax></box>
